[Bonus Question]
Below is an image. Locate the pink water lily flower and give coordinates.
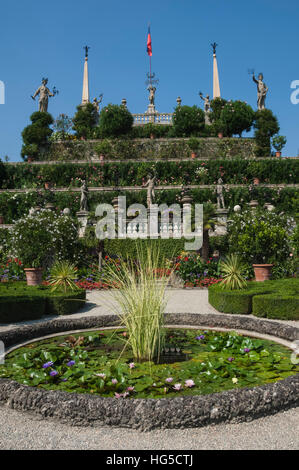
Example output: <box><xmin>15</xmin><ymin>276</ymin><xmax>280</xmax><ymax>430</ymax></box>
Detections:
<box><xmin>111</xmin><ymin>378</ymin><xmax>118</xmax><ymax>384</ymax></box>
<box><xmin>165</xmin><ymin>377</ymin><xmax>173</xmax><ymax>383</ymax></box>
<box><xmin>173</xmin><ymin>383</ymin><xmax>182</xmax><ymax>391</ymax></box>
<box><xmin>185</xmin><ymin>379</ymin><xmax>195</xmax><ymax>388</ymax></box>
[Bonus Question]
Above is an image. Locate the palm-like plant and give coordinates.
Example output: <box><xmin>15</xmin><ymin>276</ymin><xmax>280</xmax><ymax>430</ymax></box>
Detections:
<box><xmin>219</xmin><ymin>254</ymin><xmax>247</xmax><ymax>290</ymax></box>
<box><xmin>48</xmin><ymin>260</ymin><xmax>79</xmax><ymax>292</ymax></box>
<box><xmin>202</xmin><ymin>203</ymin><xmax>217</xmax><ymax>262</ymax></box>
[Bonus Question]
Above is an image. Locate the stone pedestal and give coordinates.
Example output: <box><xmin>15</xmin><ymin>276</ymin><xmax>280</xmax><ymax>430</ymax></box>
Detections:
<box><xmin>76</xmin><ymin>210</ymin><xmax>89</xmax><ymax>238</ymax></box>
<box><xmin>214</xmin><ymin>208</ymin><xmax>229</xmax><ymax>236</ymax></box>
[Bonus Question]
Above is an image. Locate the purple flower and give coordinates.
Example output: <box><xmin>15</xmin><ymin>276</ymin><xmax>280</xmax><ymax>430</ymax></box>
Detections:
<box><xmin>42</xmin><ymin>361</ymin><xmax>54</xmax><ymax>369</ymax></box>
<box><xmin>228</xmin><ymin>357</ymin><xmax>235</xmax><ymax>362</ymax></box>
<box><xmin>111</xmin><ymin>378</ymin><xmax>118</xmax><ymax>385</ymax></box>
<box><xmin>129</xmin><ymin>363</ymin><xmax>135</xmax><ymax>369</ymax></box>
<box><xmin>196</xmin><ymin>335</ymin><xmax>205</xmax><ymax>340</ymax></box>
<box><xmin>67</xmin><ymin>360</ymin><xmax>75</xmax><ymax>367</ymax></box>
<box><xmin>61</xmin><ymin>378</ymin><xmax>68</xmax><ymax>382</ymax></box>
<box><xmin>244</xmin><ymin>348</ymin><xmax>251</xmax><ymax>353</ymax></box>
<box><xmin>49</xmin><ymin>370</ymin><xmax>58</xmax><ymax>376</ymax></box>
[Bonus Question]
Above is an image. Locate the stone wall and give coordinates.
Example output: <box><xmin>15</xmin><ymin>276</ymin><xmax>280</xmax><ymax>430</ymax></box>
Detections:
<box><xmin>41</xmin><ymin>138</ymin><xmax>256</xmax><ymax>162</ymax></box>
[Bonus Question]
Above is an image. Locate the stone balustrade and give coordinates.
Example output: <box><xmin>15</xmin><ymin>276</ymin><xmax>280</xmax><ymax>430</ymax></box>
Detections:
<box><xmin>132</xmin><ymin>112</ymin><xmax>173</xmax><ymax>126</ymax></box>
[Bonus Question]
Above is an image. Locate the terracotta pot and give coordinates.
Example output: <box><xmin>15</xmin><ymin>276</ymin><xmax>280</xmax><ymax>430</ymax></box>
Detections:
<box><xmin>275</xmin><ymin>151</ymin><xmax>281</xmax><ymax>157</ymax></box>
<box><xmin>150</xmin><ymin>133</ymin><xmax>155</xmax><ymax>139</ymax></box>
<box><xmin>253</xmin><ymin>177</ymin><xmax>260</xmax><ymax>185</ymax></box>
<box><xmin>252</xmin><ymin>264</ymin><xmax>273</xmax><ymax>282</ymax></box>
<box><xmin>24</xmin><ymin>268</ymin><xmax>43</xmax><ymax>286</ymax></box>
<box><xmin>44</xmin><ymin>182</ymin><xmax>51</xmax><ymax>190</ymax></box>
<box><xmin>27</xmin><ymin>157</ymin><xmax>33</xmax><ymax>163</ymax></box>
<box><xmin>218</xmin><ymin>132</ymin><xmax>223</xmax><ymax>139</ymax></box>
<box><xmin>191</xmin><ymin>152</ymin><xmax>197</xmax><ymax>159</ymax></box>
<box><xmin>0</xmin><ymin>216</ymin><xmax>4</xmax><ymax>224</ymax></box>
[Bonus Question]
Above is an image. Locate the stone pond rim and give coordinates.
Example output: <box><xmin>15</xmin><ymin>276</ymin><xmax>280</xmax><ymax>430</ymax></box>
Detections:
<box><xmin>0</xmin><ymin>313</ymin><xmax>298</xmax><ymax>431</ymax></box>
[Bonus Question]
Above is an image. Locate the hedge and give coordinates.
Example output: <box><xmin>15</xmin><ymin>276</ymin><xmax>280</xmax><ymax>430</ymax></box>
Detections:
<box><xmin>2</xmin><ymin>158</ymin><xmax>299</xmax><ymax>189</ymax></box>
<box><xmin>103</xmin><ymin>238</ymin><xmax>186</xmax><ymax>263</ymax></box>
<box><xmin>208</xmin><ymin>278</ymin><xmax>299</xmax><ymax>319</ymax></box>
<box><xmin>0</xmin><ymin>283</ymin><xmax>86</xmax><ymax>323</ymax></box>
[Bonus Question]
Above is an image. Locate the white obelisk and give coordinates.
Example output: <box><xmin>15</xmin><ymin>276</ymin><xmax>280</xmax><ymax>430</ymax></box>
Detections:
<box><xmin>212</xmin><ymin>43</ymin><xmax>221</xmax><ymax>99</ymax></box>
<box><xmin>82</xmin><ymin>47</ymin><xmax>90</xmax><ymax>105</ymax></box>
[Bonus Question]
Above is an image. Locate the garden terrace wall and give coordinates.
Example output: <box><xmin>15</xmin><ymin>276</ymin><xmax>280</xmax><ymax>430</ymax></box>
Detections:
<box><xmin>0</xmin><ymin>313</ymin><xmax>298</xmax><ymax>430</ymax></box>
<box><xmin>39</xmin><ymin>138</ymin><xmax>256</xmax><ymax>161</ymax></box>
<box><xmin>2</xmin><ymin>158</ymin><xmax>299</xmax><ymax>189</ymax></box>
<box><xmin>0</xmin><ymin>186</ymin><xmax>298</xmax><ymax>224</ymax></box>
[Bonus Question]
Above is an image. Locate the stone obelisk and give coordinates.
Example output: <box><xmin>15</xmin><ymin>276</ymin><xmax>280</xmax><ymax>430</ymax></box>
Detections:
<box><xmin>82</xmin><ymin>46</ymin><xmax>90</xmax><ymax>105</ymax></box>
<box><xmin>212</xmin><ymin>43</ymin><xmax>221</xmax><ymax>99</ymax></box>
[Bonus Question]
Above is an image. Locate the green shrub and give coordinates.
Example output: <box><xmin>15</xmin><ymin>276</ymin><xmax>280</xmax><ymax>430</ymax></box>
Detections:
<box><xmin>254</xmin><ymin>109</ymin><xmax>280</xmax><ymax>157</ymax></box>
<box><xmin>209</xmin><ymin>278</ymin><xmax>299</xmax><ymax>319</ymax></box>
<box><xmin>209</xmin><ymin>97</ymin><xmax>228</xmax><ymax>123</ymax></box>
<box><xmin>98</xmin><ymin>104</ymin><xmax>133</xmax><ymax>137</ymax></box>
<box><xmin>172</xmin><ymin>105</ymin><xmax>205</xmax><ymax>137</ymax></box>
<box><xmin>0</xmin><ymin>296</ymin><xmax>46</xmax><ymax>322</ymax></box>
<box><xmin>220</xmin><ymin>101</ymin><xmax>254</xmax><ymax>137</ymax></box>
<box><xmin>21</xmin><ymin>112</ymin><xmax>54</xmax><ymax>161</ymax></box>
<box><xmin>252</xmin><ymin>294</ymin><xmax>299</xmax><ymax>320</ymax></box>
<box><xmin>72</xmin><ymin>103</ymin><xmax>98</xmax><ymax>139</ymax></box>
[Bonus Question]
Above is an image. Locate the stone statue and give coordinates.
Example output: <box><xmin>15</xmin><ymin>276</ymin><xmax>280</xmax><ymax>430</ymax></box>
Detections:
<box><xmin>199</xmin><ymin>92</ymin><xmax>211</xmax><ymax>113</ymax></box>
<box><xmin>147</xmin><ymin>84</ymin><xmax>156</xmax><ymax>106</ymax></box>
<box><xmin>143</xmin><ymin>173</ymin><xmax>156</xmax><ymax>208</ymax></box>
<box><xmin>80</xmin><ymin>180</ymin><xmax>89</xmax><ymax>212</ymax></box>
<box><xmin>31</xmin><ymin>78</ymin><xmax>54</xmax><ymax>113</ymax></box>
<box><xmin>216</xmin><ymin>178</ymin><xmax>225</xmax><ymax>209</ymax></box>
<box><xmin>199</xmin><ymin>92</ymin><xmax>211</xmax><ymax>124</ymax></box>
<box><xmin>252</xmin><ymin>73</ymin><xmax>268</xmax><ymax>110</ymax></box>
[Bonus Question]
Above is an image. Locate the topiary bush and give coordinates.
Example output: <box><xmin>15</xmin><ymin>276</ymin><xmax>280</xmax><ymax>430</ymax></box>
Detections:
<box><xmin>172</xmin><ymin>105</ymin><xmax>205</xmax><ymax>137</ymax></box>
<box><xmin>21</xmin><ymin>112</ymin><xmax>54</xmax><ymax>161</ymax></box>
<box><xmin>98</xmin><ymin>104</ymin><xmax>134</xmax><ymax>137</ymax></box>
<box><xmin>220</xmin><ymin>100</ymin><xmax>254</xmax><ymax>137</ymax></box>
<box><xmin>72</xmin><ymin>103</ymin><xmax>98</xmax><ymax>139</ymax></box>
<box><xmin>254</xmin><ymin>109</ymin><xmax>280</xmax><ymax>157</ymax></box>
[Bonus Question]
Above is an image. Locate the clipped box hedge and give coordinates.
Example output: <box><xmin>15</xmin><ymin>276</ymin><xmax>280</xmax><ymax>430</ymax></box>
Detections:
<box><xmin>0</xmin><ymin>283</ymin><xmax>86</xmax><ymax>324</ymax></box>
<box><xmin>208</xmin><ymin>279</ymin><xmax>299</xmax><ymax>320</ymax></box>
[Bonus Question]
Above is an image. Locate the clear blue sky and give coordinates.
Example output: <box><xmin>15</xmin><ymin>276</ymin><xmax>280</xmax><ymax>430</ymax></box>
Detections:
<box><xmin>1</xmin><ymin>0</ymin><xmax>299</xmax><ymax>161</ymax></box>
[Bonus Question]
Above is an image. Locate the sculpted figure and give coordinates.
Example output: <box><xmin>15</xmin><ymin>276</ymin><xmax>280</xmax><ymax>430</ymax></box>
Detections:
<box><xmin>252</xmin><ymin>73</ymin><xmax>268</xmax><ymax>110</ymax></box>
<box><xmin>31</xmin><ymin>78</ymin><xmax>54</xmax><ymax>113</ymax></box>
<box><xmin>147</xmin><ymin>84</ymin><xmax>156</xmax><ymax>106</ymax></box>
<box><xmin>80</xmin><ymin>180</ymin><xmax>89</xmax><ymax>212</ymax></box>
<box><xmin>143</xmin><ymin>173</ymin><xmax>156</xmax><ymax>208</ymax></box>
<box><xmin>216</xmin><ymin>177</ymin><xmax>225</xmax><ymax>209</ymax></box>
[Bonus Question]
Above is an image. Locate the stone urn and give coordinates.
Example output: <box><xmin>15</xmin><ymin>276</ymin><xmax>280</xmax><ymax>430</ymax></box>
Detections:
<box><xmin>252</xmin><ymin>264</ymin><xmax>273</xmax><ymax>282</ymax></box>
<box><xmin>24</xmin><ymin>268</ymin><xmax>43</xmax><ymax>286</ymax></box>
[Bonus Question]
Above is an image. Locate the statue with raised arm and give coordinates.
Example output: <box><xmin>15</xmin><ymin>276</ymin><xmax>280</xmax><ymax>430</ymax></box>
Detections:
<box><xmin>252</xmin><ymin>73</ymin><xmax>268</xmax><ymax>110</ymax></box>
<box><xmin>199</xmin><ymin>92</ymin><xmax>211</xmax><ymax>113</ymax></box>
<box><xmin>80</xmin><ymin>180</ymin><xmax>89</xmax><ymax>212</ymax></box>
<box><xmin>216</xmin><ymin>177</ymin><xmax>225</xmax><ymax>209</ymax></box>
<box><xmin>31</xmin><ymin>78</ymin><xmax>55</xmax><ymax>113</ymax></box>
<box><xmin>147</xmin><ymin>84</ymin><xmax>156</xmax><ymax>106</ymax></box>
<box><xmin>143</xmin><ymin>173</ymin><xmax>156</xmax><ymax>208</ymax></box>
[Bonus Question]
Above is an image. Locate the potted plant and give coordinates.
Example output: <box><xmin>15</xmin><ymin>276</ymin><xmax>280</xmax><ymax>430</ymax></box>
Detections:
<box><xmin>10</xmin><ymin>209</ymin><xmax>79</xmax><ymax>286</ymax></box>
<box><xmin>0</xmin><ymin>215</ymin><xmax>4</xmax><ymax>225</ymax></box>
<box><xmin>227</xmin><ymin>208</ymin><xmax>292</xmax><ymax>282</ymax></box>
<box><xmin>39</xmin><ymin>165</ymin><xmax>54</xmax><ymax>189</ymax></box>
<box><xmin>272</xmin><ymin>135</ymin><xmax>287</xmax><ymax>157</ymax></box>
<box><xmin>188</xmin><ymin>137</ymin><xmax>201</xmax><ymax>158</ymax></box>
<box><xmin>247</xmin><ymin>160</ymin><xmax>262</xmax><ymax>185</ymax></box>
<box><xmin>95</xmin><ymin>140</ymin><xmax>113</xmax><ymax>161</ymax></box>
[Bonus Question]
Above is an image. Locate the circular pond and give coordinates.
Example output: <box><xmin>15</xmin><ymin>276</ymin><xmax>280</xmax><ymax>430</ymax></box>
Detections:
<box><xmin>0</xmin><ymin>313</ymin><xmax>298</xmax><ymax>430</ymax></box>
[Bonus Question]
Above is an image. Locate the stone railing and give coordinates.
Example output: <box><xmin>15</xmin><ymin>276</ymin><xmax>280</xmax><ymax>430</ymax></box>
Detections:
<box><xmin>132</xmin><ymin>112</ymin><xmax>173</xmax><ymax>126</ymax></box>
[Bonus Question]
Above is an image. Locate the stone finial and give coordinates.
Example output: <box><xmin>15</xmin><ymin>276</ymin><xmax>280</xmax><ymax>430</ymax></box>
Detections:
<box><xmin>121</xmin><ymin>98</ymin><xmax>127</xmax><ymax>108</ymax></box>
<box><xmin>176</xmin><ymin>96</ymin><xmax>182</xmax><ymax>107</ymax></box>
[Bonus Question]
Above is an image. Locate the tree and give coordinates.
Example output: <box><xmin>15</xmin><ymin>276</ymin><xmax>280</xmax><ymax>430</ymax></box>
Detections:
<box><xmin>209</xmin><ymin>97</ymin><xmax>228</xmax><ymax>123</ymax></box>
<box><xmin>172</xmin><ymin>105</ymin><xmax>205</xmax><ymax>137</ymax></box>
<box><xmin>98</xmin><ymin>104</ymin><xmax>134</xmax><ymax>137</ymax></box>
<box><xmin>72</xmin><ymin>103</ymin><xmax>98</xmax><ymax>139</ymax></box>
<box><xmin>254</xmin><ymin>109</ymin><xmax>279</xmax><ymax>157</ymax></box>
<box><xmin>220</xmin><ymin>100</ymin><xmax>254</xmax><ymax>137</ymax></box>
<box><xmin>21</xmin><ymin>111</ymin><xmax>54</xmax><ymax>161</ymax></box>
<box><xmin>53</xmin><ymin>114</ymin><xmax>73</xmax><ymax>139</ymax></box>
<box><xmin>201</xmin><ymin>203</ymin><xmax>217</xmax><ymax>262</ymax></box>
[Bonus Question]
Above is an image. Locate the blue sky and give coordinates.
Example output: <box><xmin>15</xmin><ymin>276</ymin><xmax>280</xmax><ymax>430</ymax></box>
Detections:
<box><xmin>1</xmin><ymin>0</ymin><xmax>299</xmax><ymax>161</ymax></box>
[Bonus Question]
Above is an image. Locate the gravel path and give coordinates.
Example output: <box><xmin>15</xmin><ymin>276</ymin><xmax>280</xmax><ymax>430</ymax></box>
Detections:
<box><xmin>0</xmin><ymin>406</ymin><xmax>298</xmax><ymax>450</ymax></box>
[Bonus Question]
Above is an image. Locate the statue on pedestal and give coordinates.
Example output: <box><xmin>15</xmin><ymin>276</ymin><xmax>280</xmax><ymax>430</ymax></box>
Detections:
<box><xmin>31</xmin><ymin>78</ymin><xmax>57</xmax><ymax>113</ymax></box>
<box><xmin>143</xmin><ymin>173</ymin><xmax>156</xmax><ymax>208</ymax></box>
<box><xmin>252</xmin><ymin>73</ymin><xmax>268</xmax><ymax>110</ymax></box>
<box><xmin>147</xmin><ymin>84</ymin><xmax>156</xmax><ymax>106</ymax></box>
<box><xmin>80</xmin><ymin>180</ymin><xmax>89</xmax><ymax>212</ymax></box>
<box><xmin>216</xmin><ymin>178</ymin><xmax>225</xmax><ymax>209</ymax></box>
<box><xmin>199</xmin><ymin>92</ymin><xmax>211</xmax><ymax>125</ymax></box>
